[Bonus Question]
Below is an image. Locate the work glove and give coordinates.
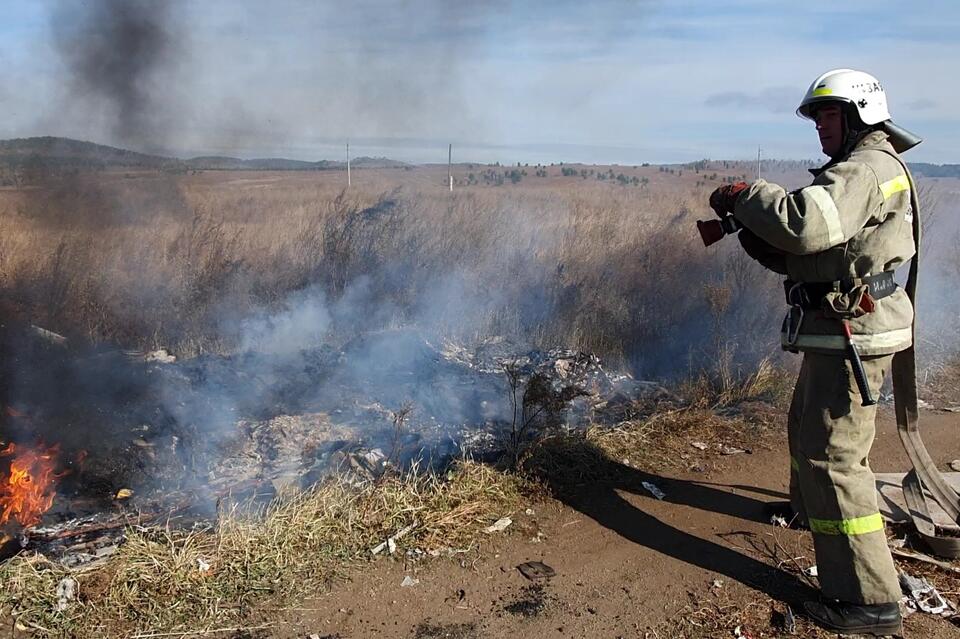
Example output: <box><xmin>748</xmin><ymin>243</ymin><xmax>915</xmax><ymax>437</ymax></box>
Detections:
<box><xmin>709</xmin><ymin>182</ymin><xmax>749</xmax><ymax>217</ymax></box>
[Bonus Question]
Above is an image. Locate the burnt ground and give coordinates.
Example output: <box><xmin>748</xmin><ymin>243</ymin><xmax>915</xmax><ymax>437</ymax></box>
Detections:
<box><xmin>272</xmin><ymin>407</ymin><xmax>960</xmax><ymax>639</ymax></box>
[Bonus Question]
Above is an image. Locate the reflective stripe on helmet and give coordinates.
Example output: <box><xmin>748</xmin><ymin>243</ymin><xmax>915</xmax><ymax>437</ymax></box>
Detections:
<box><xmin>780</xmin><ymin>327</ymin><xmax>913</xmax><ymax>351</ymax></box>
<box><xmin>880</xmin><ymin>175</ymin><xmax>910</xmax><ymax>199</ymax></box>
<box><xmin>812</xmin><ymin>87</ymin><xmax>834</xmax><ymax>96</ymax></box>
<box><xmin>804</xmin><ymin>186</ymin><xmax>845</xmax><ymax>246</ymax></box>
<box><xmin>809</xmin><ymin>512</ymin><xmax>884</xmax><ymax>536</ymax></box>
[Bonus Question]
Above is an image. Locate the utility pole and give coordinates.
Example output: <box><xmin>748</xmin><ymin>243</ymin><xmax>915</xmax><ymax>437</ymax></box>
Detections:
<box><xmin>448</xmin><ymin>143</ymin><xmax>453</xmax><ymax>192</ymax></box>
<box><xmin>346</xmin><ymin>142</ymin><xmax>351</xmax><ymax>188</ymax></box>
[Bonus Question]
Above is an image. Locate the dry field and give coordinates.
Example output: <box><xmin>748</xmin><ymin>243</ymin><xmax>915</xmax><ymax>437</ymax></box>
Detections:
<box><xmin>0</xmin><ymin>162</ymin><xmax>808</xmax><ymax>383</ymax></box>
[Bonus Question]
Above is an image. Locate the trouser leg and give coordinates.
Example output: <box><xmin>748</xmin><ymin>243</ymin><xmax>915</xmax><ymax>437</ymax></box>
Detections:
<box><xmin>793</xmin><ymin>352</ymin><xmax>901</xmax><ymax>604</ymax></box>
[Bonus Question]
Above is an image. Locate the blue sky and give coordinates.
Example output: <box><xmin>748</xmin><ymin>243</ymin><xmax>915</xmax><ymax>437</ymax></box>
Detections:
<box><xmin>1</xmin><ymin>0</ymin><xmax>957</xmax><ymax>164</ymax></box>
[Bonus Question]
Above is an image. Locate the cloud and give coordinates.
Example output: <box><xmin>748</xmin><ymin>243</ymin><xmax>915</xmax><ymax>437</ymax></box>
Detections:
<box><xmin>904</xmin><ymin>98</ymin><xmax>937</xmax><ymax>111</ymax></box>
<box><xmin>704</xmin><ymin>87</ymin><xmax>798</xmax><ymax>114</ymax></box>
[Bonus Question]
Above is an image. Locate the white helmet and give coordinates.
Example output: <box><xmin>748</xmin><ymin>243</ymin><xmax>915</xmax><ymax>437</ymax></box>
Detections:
<box><xmin>797</xmin><ymin>69</ymin><xmax>891</xmax><ymax>125</ymax></box>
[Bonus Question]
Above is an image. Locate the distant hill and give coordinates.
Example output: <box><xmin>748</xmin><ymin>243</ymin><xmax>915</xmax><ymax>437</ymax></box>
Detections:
<box><xmin>0</xmin><ymin>136</ymin><xmax>178</xmax><ymax>169</ymax></box>
<box><xmin>0</xmin><ymin>136</ymin><xmax>409</xmax><ymax>172</ymax></box>
<box><xmin>907</xmin><ymin>163</ymin><xmax>960</xmax><ymax>178</ymax></box>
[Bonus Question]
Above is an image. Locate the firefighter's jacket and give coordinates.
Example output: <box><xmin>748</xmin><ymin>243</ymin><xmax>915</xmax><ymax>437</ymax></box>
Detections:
<box><xmin>732</xmin><ymin>131</ymin><xmax>916</xmax><ymax>356</ymax></box>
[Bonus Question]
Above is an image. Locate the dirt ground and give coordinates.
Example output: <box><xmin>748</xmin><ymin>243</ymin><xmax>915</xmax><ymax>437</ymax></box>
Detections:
<box><xmin>272</xmin><ymin>407</ymin><xmax>960</xmax><ymax>639</ymax></box>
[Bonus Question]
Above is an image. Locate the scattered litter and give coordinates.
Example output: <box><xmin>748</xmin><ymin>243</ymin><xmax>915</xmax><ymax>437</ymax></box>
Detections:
<box><xmin>916</xmin><ymin>398</ymin><xmax>933</xmax><ymax>410</ymax></box>
<box><xmin>899</xmin><ymin>572</ymin><xmax>950</xmax><ymax>615</ymax></box>
<box><xmin>197</xmin><ymin>558</ymin><xmax>211</xmax><ymax>573</ymax></box>
<box><xmin>144</xmin><ymin>349</ymin><xmax>176</xmax><ymax>364</ymax></box>
<box><xmin>770</xmin><ymin>514</ymin><xmax>789</xmax><ymax>528</ymax></box>
<box><xmin>401</xmin><ymin>576</ymin><xmax>419</xmax><ymax>588</ymax></box>
<box><xmin>55</xmin><ymin>577</ymin><xmax>77</xmax><ymax>612</ymax></box>
<box><xmin>370</xmin><ymin>521</ymin><xmax>419</xmax><ymax>555</ymax></box>
<box><xmin>803</xmin><ymin>565</ymin><xmax>818</xmax><ymax>577</ymax></box>
<box><xmin>944</xmin><ymin>406</ymin><xmax>960</xmax><ymax>413</ymax></box>
<box><xmin>31</xmin><ymin>324</ymin><xmax>67</xmax><ymax>346</ymax></box>
<box><xmin>950</xmin><ymin>459</ymin><xmax>960</xmax><ymax>472</ymax></box>
<box><xmin>114</xmin><ymin>488</ymin><xmax>134</xmax><ymax>500</ymax></box>
<box><xmin>690</xmin><ymin>441</ymin><xmax>708</xmax><ymax>451</ymax></box>
<box><xmin>517</xmin><ymin>561</ymin><xmax>556</xmax><ymax>581</ymax></box>
<box><xmin>641</xmin><ymin>481</ymin><xmax>666</xmax><ymax>500</ymax></box>
<box><xmin>525</xmin><ymin>508</ymin><xmax>535</xmax><ymax>516</ymax></box>
<box><xmin>890</xmin><ymin>546</ymin><xmax>960</xmax><ymax>575</ymax></box>
<box><xmin>621</xmin><ymin>458</ymin><xmax>632</xmax><ymax>467</ymax></box>
<box><xmin>784</xmin><ymin>605</ymin><xmax>797</xmax><ymax>634</ymax></box>
<box><xmin>711</xmin><ymin>578</ymin><xmax>724</xmax><ymax>589</ymax></box>
<box><xmin>733</xmin><ymin>625</ymin><xmax>754</xmax><ymax>638</ymax></box>
<box><xmin>484</xmin><ymin>517</ymin><xmax>513</xmax><ymax>534</ymax></box>
<box><xmin>719</xmin><ymin>445</ymin><xmax>750</xmax><ymax>455</ymax></box>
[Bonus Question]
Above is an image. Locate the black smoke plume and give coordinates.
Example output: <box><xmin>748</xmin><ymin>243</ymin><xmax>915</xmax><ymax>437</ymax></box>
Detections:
<box><xmin>52</xmin><ymin>0</ymin><xmax>183</xmax><ymax>148</ymax></box>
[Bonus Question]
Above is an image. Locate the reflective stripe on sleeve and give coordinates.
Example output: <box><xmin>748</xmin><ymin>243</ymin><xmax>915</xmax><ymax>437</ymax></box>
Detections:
<box><xmin>809</xmin><ymin>512</ymin><xmax>884</xmax><ymax>536</ymax></box>
<box><xmin>780</xmin><ymin>327</ymin><xmax>913</xmax><ymax>352</ymax></box>
<box><xmin>790</xmin><ymin>456</ymin><xmax>800</xmax><ymax>472</ymax></box>
<box><xmin>880</xmin><ymin>175</ymin><xmax>910</xmax><ymax>199</ymax></box>
<box><xmin>804</xmin><ymin>185</ymin><xmax>845</xmax><ymax>246</ymax></box>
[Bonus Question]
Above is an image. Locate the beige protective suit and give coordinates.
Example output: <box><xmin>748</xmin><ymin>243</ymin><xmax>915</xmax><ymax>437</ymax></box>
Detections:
<box><xmin>732</xmin><ymin>130</ymin><xmax>916</xmax><ymax>604</ymax></box>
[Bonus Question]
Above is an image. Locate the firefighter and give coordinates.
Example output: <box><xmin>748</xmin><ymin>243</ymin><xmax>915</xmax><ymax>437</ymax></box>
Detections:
<box><xmin>709</xmin><ymin>69</ymin><xmax>923</xmax><ymax>636</ymax></box>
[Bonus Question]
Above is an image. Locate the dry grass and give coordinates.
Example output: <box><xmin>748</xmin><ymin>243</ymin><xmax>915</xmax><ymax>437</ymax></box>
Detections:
<box><xmin>0</xmin><ymin>460</ymin><xmax>527</xmax><ymax>638</ymax></box>
<box><xmin>0</xmin><ymin>166</ymin><xmax>787</xmax><ymax>380</ymax></box>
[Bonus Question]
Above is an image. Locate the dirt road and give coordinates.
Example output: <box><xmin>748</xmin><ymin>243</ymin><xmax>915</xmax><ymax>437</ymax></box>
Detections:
<box><xmin>277</xmin><ymin>408</ymin><xmax>960</xmax><ymax>638</ymax></box>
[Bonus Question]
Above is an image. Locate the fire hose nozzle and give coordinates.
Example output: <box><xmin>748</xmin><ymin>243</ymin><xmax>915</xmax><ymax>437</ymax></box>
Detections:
<box><xmin>842</xmin><ymin>320</ymin><xmax>877</xmax><ymax>407</ymax></box>
<box><xmin>697</xmin><ymin>216</ymin><xmax>741</xmax><ymax>247</ymax></box>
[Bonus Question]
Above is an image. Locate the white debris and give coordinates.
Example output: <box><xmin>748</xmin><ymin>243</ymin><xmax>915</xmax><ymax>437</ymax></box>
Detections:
<box><xmin>949</xmin><ymin>460</ymin><xmax>960</xmax><ymax>472</ymax></box>
<box><xmin>944</xmin><ymin>406</ymin><xmax>960</xmax><ymax>413</ymax></box>
<box><xmin>711</xmin><ymin>579</ymin><xmax>724</xmax><ymax>589</ymax></box>
<box><xmin>525</xmin><ymin>508</ymin><xmax>535</xmax><ymax>516</ymax></box>
<box><xmin>917</xmin><ymin>398</ymin><xmax>933</xmax><ymax>410</ymax></box>
<box><xmin>55</xmin><ymin>577</ymin><xmax>77</xmax><ymax>612</ymax></box>
<box><xmin>145</xmin><ymin>349</ymin><xmax>176</xmax><ymax>364</ymax></box>
<box><xmin>784</xmin><ymin>605</ymin><xmax>797</xmax><ymax>634</ymax></box>
<box><xmin>900</xmin><ymin>572</ymin><xmax>951</xmax><ymax>615</ymax></box>
<box><xmin>483</xmin><ymin>517</ymin><xmax>513</xmax><ymax>534</ymax></box>
<box><xmin>641</xmin><ymin>481</ymin><xmax>666</xmax><ymax>500</ymax></box>
<box><xmin>719</xmin><ymin>445</ymin><xmax>748</xmax><ymax>455</ymax></box>
<box><xmin>370</xmin><ymin>521</ymin><xmax>419</xmax><ymax>555</ymax></box>
<box><xmin>690</xmin><ymin>441</ymin><xmax>708</xmax><ymax>451</ymax></box>
<box><xmin>803</xmin><ymin>565</ymin><xmax>818</xmax><ymax>577</ymax></box>
<box><xmin>401</xmin><ymin>576</ymin><xmax>419</xmax><ymax>587</ymax></box>
<box><xmin>197</xmin><ymin>558</ymin><xmax>211</xmax><ymax>573</ymax></box>
<box><xmin>770</xmin><ymin>514</ymin><xmax>789</xmax><ymax>528</ymax></box>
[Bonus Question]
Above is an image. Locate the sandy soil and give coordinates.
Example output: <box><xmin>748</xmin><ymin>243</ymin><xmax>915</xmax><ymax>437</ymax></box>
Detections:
<box><xmin>273</xmin><ymin>407</ymin><xmax>960</xmax><ymax>638</ymax></box>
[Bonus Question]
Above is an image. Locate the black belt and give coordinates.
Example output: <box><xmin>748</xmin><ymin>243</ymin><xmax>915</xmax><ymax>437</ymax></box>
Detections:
<box><xmin>783</xmin><ymin>272</ymin><xmax>897</xmax><ymax>309</ymax></box>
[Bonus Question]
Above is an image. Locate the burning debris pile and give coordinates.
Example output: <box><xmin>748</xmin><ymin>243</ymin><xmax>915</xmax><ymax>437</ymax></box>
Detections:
<box><xmin>0</xmin><ymin>323</ymin><xmax>668</xmax><ymax>564</ymax></box>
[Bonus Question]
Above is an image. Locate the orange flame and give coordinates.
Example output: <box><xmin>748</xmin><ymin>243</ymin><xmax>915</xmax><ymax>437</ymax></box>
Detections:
<box><xmin>0</xmin><ymin>442</ymin><xmax>62</xmax><ymax>528</ymax></box>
